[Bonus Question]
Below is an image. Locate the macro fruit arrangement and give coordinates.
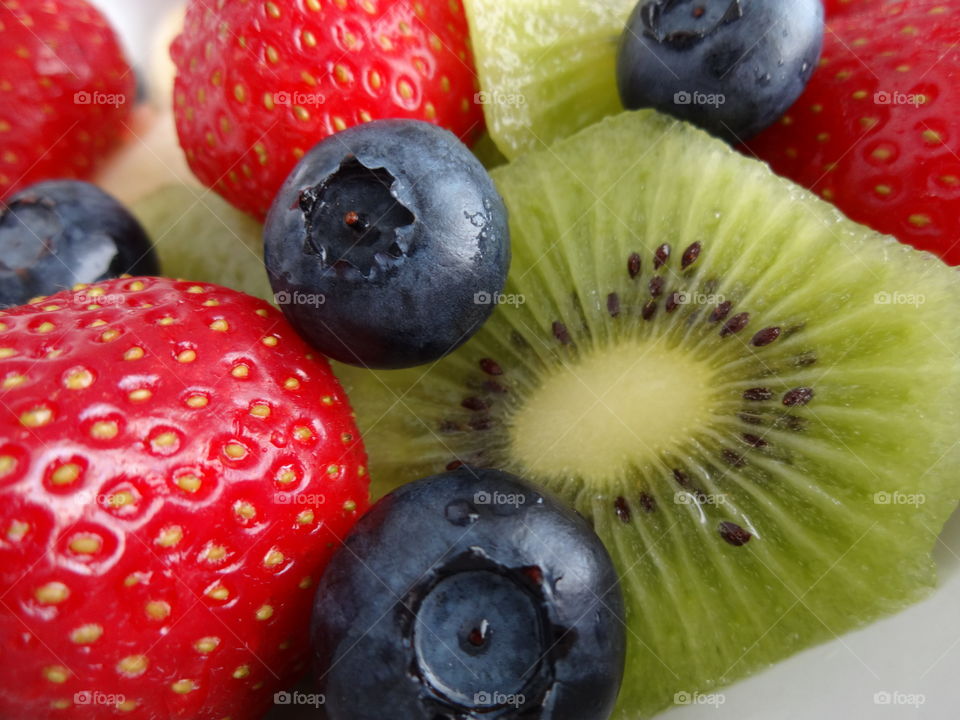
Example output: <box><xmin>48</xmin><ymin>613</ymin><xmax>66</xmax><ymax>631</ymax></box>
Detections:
<box><xmin>1</xmin><ymin>0</ymin><xmax>959</xmax><ymax>719</ymax></box>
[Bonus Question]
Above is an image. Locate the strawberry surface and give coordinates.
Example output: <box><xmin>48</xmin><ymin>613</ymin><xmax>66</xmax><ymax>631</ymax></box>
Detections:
<box><xmin>745</xmin><ymin>0</ymin><xmax>960</xmax><ymax>264</ymax></box>
<box><xmin>171</xmin><ymin>0</ymin><xmax>484</xmax><ymax>220</ymax></box>
<box><xmin>0</xmin><ymin>277</ymin><xmax>368</xmax><ymax>719</ymax></box>
<box><xmin>0</xmin><ymin>0</ymin><xmax>135</xmax><ymax>200</ymax></box>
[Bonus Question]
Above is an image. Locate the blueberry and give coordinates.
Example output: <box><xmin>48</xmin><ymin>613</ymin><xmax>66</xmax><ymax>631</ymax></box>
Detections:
<box><xmin>0</xmin><ymin>180</ymin><xmax>157</xmax><ymax>308</ymax></box>
<box><xmin>312</xmin><ymin>468</ymin><xmax>626</xmax><ymax>720</ymax></box>
<box><xmin>617</xmin><ymin>0</ymin><xmax>824</xmax><ymax>142</ymax></box>
<box><xmin>264</xmin><ymin>119</ymin><xmax>510</xmax><ymax>370</ymax></box>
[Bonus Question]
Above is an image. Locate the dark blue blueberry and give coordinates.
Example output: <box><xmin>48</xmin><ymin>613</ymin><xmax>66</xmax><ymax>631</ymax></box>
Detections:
<box><xmin>0</xmin><ymin>180</ymin><xmax>157</xmax><ymax>308</ymax></box>
<box><xmin>617</xmin><ymin>0</ymin><xmax>824</xmax><ymax>142</ymax></box>
<box><xmin>264</xmin><ymin>119</ymin><xmax>510</xmax><ymax>370</ymax></box>
<box><xmin>312</xmin><ymin>467</ymin><xmax>625</xmax><ymax>720</ymax></box>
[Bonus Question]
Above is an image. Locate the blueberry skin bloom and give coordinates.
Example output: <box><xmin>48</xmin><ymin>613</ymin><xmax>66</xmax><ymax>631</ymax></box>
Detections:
<box><xmin>264</xmin><ymin>119</ymin><xmax>510</xmax><ymax>370</ymax></box>
<box><xmin>0</xmin><ymin>180</ymin><xmax>158</xmax><ymax>308</ymax></box>
<box><xmin>312</xmin><ymin>467</ymin><xmax>626</xmax><ymax>720</ymax></box>
<box><xmin>617</xmin><ymin>0</ymin><xmax>824</xmax><ymax>143</ymax></box>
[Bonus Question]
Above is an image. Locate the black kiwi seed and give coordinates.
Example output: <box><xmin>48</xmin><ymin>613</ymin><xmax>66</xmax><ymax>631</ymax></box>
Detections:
<box><xmin>654</xmin><ymin>243</ymin><xmax>670</xmax><ymax>269</ymax></box>
<box><xmin>751</xmin><ymin>327</ymin><xmax>781</xmax><ymax>347</ymax></box>
<box><xmin>649</xmin><ymin>276</ymin><xmax>665</xmax><ymax>297</ymax></box>
<box><xmin>607</xmin><ymin>292</ymin><xmax>621</xmax><ymax>317</ymax></box>
<box><xmin>470</xmin><ymin>417</ymin><xmax>493</xmax><ymax>431</ymax></box>
<box><xmin>743</xmin><ymin>387</ymin><xmax>773</xmax><ymax>401</ymax></box>
<box><xmin>741</xmin><ymin>433</ymin><xmax>768</xmax><ymax>448</ymax></box>
<box><xmin>446</xmin><ymin>459</ymin><xmax>464</xmax><ymax>471</ymax></box>
<box><xmin>719</xmin><ymin>521</ymin><xmax>752</xmax><ymax>546</ymax></box>
<box><xmin>628</xmin><ymin>252</ymin><xmax>642</xmax><ymax>278</ymax></box>
<box><xmin>710</xmin><ymin>300</ymin><xmax>733</xmax><ymax>323</ymax></box>
<box><xmin>552</xmin><ymin>321</ymin><xmax>572</xmax><ymax>345</ymax></box>
<box><xmin>665</xmin><ymin>292</ymin><xmax>682</xmax><ymax>313</ymax></box>
<box><xmin>783</xmin><ymin>387</ymin><xmax>814</xmax><ymax>406</ymax></box>
<box><xmin>673</xmin><ymin>468</ymin><xmax>692</xmax><ymax>489</ymax></box>
<box><xmin>479</xmin><ymin>358</ymin><xmax>503</xmax><ymax>375</ymax></box>
<box><xmin>722</xmin><ymin>449</ymin><xmax>746</xmax><ymax>467</ymax></box>
<box><xmin>639</xmin><ymin>492</ymin><xmax>657</xmax><ymax>513</ymax></box>
<box><xmin>720</xmin><ymin>312</ymin><xmax>750</xmax><ymax>337</ymax></box>
<box><xmin>642</xmin><ymin>300</ymin><xmax>657</xmax><ymax>320</ymax></box>
<box><xmin>681</xmin><ymin>241</ymin><xmax>701</xmax><ymax>269</ymax></box>
<box><xmin>461</xmin><ymin>397</ymin><xmax>488</xmax><ymax>412</ymax></box>
<box><xmin>483</xmin><ymin>380</ymin><xmax>508</xmax><ymax>394</ymax></box>
<box><xmin>615</xmin><ymin>496</ymin><xmax>632</xmax><ymax>523</ymax></box>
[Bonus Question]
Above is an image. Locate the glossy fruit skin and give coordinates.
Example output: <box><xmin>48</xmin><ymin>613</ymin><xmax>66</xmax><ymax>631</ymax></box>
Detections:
<box><xmin>171</xmin><ymin>0</ymin><xmax>484</xmax><ymax>220</ymax></box>
<box><xmin>0</xmin><ymin>0</ymin><xmax>134</xmax><ymax>200</ymax></box>
<box><xmin>743</xmin><ymin>0</ymin><xmax>960</xmax><ymax>264</ymax></box>
<box><xmin>0</xmin><ymin>181</ymin><xmax>158</xmax><ymax>308</ymax></box>
<box><xmin>312</xmin><ymin>467</ymin><xmax>626</xmax><ymax>720</ymax></box>
<box><xmin>0</xmin><ymin>277</ymin><xmax>369</xmax><ymax>720</ymax></box>
<box><xmin>617</xmin><ymin>0</ymin><xmax>824</xmax><ymax>143</ymax></box>
<box><xmin>265</xmin><ymin>119</ymin><xmax>510</xmax><ymax>370</ymax></box>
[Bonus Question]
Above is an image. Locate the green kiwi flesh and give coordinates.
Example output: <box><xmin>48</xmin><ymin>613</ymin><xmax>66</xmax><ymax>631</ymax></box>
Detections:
<box><xmin>335</xmin><ymin>111</ymin><xmax>960</xmax><ymax>717</ymax></box>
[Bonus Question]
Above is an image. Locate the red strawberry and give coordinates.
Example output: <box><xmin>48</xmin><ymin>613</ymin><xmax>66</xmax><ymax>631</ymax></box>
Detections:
<box><xmin>0</xmin><ymin>277</ymin><xmax>369</xmax><ymax>719</ymax></box>
<box><xmin>0</xmin><ymin>0</ymin><xmax>135</xmax><ymax>200</ymax></box>
<box><xmin>744</xmin><ymin>1</ymin><xmax>960</xmax><ymax>264</ymax></box>
<box><xmin>171</xmin><ymin>0</ymin><xmax>484</xmax><ymax>220</ymax></box>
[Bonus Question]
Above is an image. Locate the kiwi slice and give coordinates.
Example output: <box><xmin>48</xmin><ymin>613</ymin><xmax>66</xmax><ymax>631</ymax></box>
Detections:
<box><xmin>335</xmin><ymin>110</ymin><xmax>960</xmax><ymax>717</ymax></box>
<box><xmin>131</xmin><ymin>184</ymin><xmax>274</xmax><ymax>302</ymax></box>
<box><xmin>463</xmin><ymin>0</ymin><xmax>632</xmax><ymax>159</ymax></box>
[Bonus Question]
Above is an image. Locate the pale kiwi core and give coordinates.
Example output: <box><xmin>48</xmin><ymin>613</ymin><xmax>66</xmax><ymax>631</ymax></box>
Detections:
<box><xmin>509</xmin><ymin>344</ymin><xmax>716</xmax><ymax>482</ymax></box>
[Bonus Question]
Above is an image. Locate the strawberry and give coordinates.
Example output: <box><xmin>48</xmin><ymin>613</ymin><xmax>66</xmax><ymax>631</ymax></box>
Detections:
<box><xmin>0</xmin><ymin>277</ymin><xmax>369</xmax><ymax>719</ymax></box>
<box><xmin>0</xmin><ymin>0</ymin><xmax>135</xmax><ymax>200</ymax></box>
<box><xmin>171</xmin><ymin>0</ymin><xmax>484</xmax><ymax>220</ymax></box>
<box><xmin>744</xmin><ymin>1</ymin><xmax>960</xmax><ymax>264</ymax></box>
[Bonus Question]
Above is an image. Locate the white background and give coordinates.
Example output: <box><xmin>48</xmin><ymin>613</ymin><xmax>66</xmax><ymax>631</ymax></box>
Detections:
<box><xmin>88</xmin><ymin>0</ymin><xmax>960</xmax><ymax>717</ymax></box>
